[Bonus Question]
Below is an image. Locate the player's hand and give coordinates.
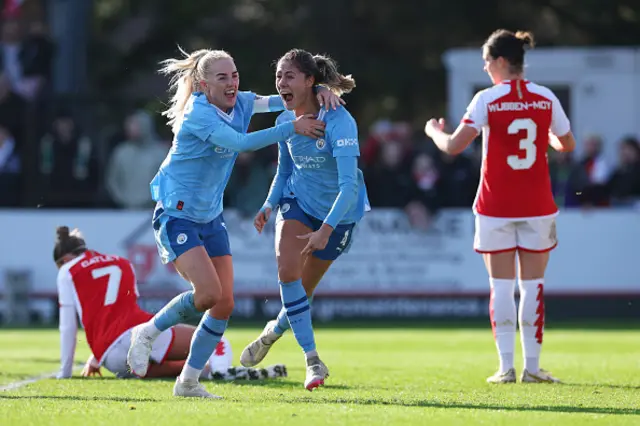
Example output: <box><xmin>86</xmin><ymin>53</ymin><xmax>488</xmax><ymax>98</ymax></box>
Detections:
<box><xmin>316</xmin><ymin>86</ymin><xmax>346</xmax><ymax>111</ymax></box>
<box><xmin>81</xmin><ymin>356</ymin><xmax>102</xmax><ymax>378</ymax></box>
<box><xmin>424</xmin><ymin>118</ymin><xmax>446</xmax><ymax>137</ymax></box>
<box><xmin>293</xmin><ymin>114</ymin><xmax>325</xmax><ymax>139</ymax></box>
<box><xmin>297</xmin><ymin>225</ymin><xmax>333</xmax><ymax>257</ymax></box>
<box><xmin>254</xmin><ymin>206</ymin><xmax>272</xmax><ymax>234</ymax></box>
<box><xmin>81</xmin><ymin>363</ymin><xmax>102</xmax><ymax>378</ymax></box>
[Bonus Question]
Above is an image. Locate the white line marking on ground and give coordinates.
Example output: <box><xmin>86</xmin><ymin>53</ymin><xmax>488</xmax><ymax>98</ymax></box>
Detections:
<box><xmin>0</xmin><ymin>372</ymin><xmax>58</xmax><ymax>392</ymax></box>
<box><xmin>0</xmin><ymin>365</ymin><xmax>83</xmax><ymax>392</ymax></box>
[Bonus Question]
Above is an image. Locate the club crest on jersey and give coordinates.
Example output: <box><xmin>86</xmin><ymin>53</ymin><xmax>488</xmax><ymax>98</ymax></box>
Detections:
<box><xmin>281</xmin><ymin>203</ymin><xmax>290</xmax><ymax>214</ymax></box>
<box><xmin>176</xmin><ymin>233</ymin><xmax>188</xmax><ymax>245</ymax></box>
<box><xmin>316</xmin><ymin>138</ymin><xmax>326</xmax><ymax>150</ymax></box>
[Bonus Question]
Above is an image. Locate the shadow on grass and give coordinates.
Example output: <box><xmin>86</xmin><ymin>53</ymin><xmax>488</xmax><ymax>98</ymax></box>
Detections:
<box><xmin>223</xmin><ymin>380</ymin><xmax>351</xmax><ymax>390</ymax></box>
<box><xmin>138</xmin><ymin>377</ymin><xmax>352</xmax><ymax>390</ymax></box>
<box><xmin>0</xmin><ymin>395</ymin><xmax>159</xmax><ymax>403</ymax></box>
<box><xmin>2</xmin><ymin>390</ymin><xmax>637</xmax><ymax>416</ymax></box>
<box><xmin>288</xmin><ymin>397</ymin><xmax>640</xmax><ymax>416</ymax></box>
<box><xmin>61</xmin><ymin>375</ymin><xmax>640</xmax><ymax>393</ymax></box>
<box><xmin>562</xmin><ymin>382</ymin><xmax>640</xmax><ymax>391</ymax></box>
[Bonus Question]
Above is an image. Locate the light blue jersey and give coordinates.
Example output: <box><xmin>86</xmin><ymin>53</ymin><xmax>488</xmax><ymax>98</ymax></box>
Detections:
<box><xmin>150</xmin><ymin>91</ymin><xmax>289</xmax><ymax>223</ymax></box>
<box><xmin>265</xmin><ymin>106</ymin><xmax>369</xmax><ymax>227</ymax></box>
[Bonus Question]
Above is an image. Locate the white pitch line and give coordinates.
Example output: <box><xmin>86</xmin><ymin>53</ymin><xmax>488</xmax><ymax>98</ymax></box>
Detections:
<box><xmin>0</xmin><ymin>365</ymin><xmax>83</xmax><ymax>392</ymax></box>
<box><xmin>0</xmin><ymin>371</ymin><xmax>58</xmax><ymax>392</ymax></box>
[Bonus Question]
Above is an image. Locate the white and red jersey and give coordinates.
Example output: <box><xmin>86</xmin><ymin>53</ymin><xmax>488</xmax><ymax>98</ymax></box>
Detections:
<box><xmin>462</xmin><ymin>80</ymin><xmax>571</xmax><ymax>218</ymax></box>
<box><xmin>57</xmin><ymin>250</ymin><xmax>152</xmax><ymax>376</ymax></box>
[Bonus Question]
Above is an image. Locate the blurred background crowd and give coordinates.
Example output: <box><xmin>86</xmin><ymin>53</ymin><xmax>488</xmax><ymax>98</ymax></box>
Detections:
<box><xmin>1</xmin><ymin>0</ymin><xmax>639</xmax><ymax>228</ymax></box>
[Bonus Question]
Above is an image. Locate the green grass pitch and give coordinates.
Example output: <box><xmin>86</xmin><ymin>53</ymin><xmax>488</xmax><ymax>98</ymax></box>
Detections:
<box><xmin>0</xmin><ymin>325</ymin><xmax>638</xmax><ymax>425</ymax></box>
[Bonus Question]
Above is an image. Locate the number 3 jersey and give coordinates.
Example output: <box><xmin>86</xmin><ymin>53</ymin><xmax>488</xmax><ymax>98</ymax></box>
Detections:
<box><xmin>57</xmin><ymin>250</ymin><xmax>153</xmax><ymax>365</ymax></box>
<box><xmin>462</xmin><ymin>80</ymin><xmax>571</xmax><ymax>218</ymax></box>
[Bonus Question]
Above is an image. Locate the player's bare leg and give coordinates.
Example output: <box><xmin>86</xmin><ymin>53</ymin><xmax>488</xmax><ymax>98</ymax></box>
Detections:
<box><xmin>174</xmin><ymin>255</ymin><xmax>232</xmax><ymax>399</ymax></box>
<box><xmin>162</xmin><ymin>324</ymin><xmax>196</xmax><ymax>361</ymax></box>
<box><xmin>517</xmin><ymin>249</ymin><xmax>560</xmax><ymax>383</ymax></box>
<box><xmin>240</xmin><ymin>256</ymin><xmax>331</xmax><ymax>368</ymax></box>
<box><xmin>280</xmin><ymin>219</ymin><xmax>328</xmax><ymax>390</ymax></box>
<box><xmin>483</xmin><ymin>251</ymin><xmax>518</xmax><ymax>384</ymax></box>
<box><xmin>128</xmin><ymin>247</ymin><xmax>220</xmax><ymax>378</ymax></box>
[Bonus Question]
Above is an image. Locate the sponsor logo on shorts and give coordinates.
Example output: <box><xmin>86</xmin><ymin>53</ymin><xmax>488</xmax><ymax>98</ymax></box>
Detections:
<box><xmin>176</xmin><ymin>233</ymin><xmax>188</xmax><ymax>245</ymax></box>
<box><xmin>281</xmin><ymin>203</ymin><xmax>290</xmax><ymax>214</ymax></box>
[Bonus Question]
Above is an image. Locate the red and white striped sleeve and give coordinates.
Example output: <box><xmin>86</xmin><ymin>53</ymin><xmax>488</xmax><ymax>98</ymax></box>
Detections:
<box><xmin>461</xmin><ymin>91</ymin><xmax>487</xmax><ymax>133</ymax></box>
<box><xmin>549</xmin><ymin>91</ymin><xmax>571</xmax><ymax>137</ymax></box>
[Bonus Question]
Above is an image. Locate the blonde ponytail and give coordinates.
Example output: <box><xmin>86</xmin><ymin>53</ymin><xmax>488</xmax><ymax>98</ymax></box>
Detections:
<box><xmin>159</xmin><ymin>47</ymin><xmax>233</xmax><ymax>133</ymax></box>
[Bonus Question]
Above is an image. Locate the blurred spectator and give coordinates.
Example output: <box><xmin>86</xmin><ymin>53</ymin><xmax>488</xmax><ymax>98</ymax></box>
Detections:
<box><xmin>18</xmin><ymin>18</ymin><xmax>54</xmax><ymax>101</ymax></box>
<box><xmin>575</xmin><ymin>134</ymin><xmax>611</xmax><ymax>206</ymax></box>
<box><xmin>548</xmin><ymin>150</ymin><xmax>584</xmax><ymax>208</ymax></box>
<box><xmin>436</xmin><ymin>152</ymin><xmax>478</xmax><ymax>207</ymax></box>
<box><xmin>2</xmin><ymin>0</ymin><xmax>22</xmax><ymax>18</ymax></box>
<box><xmin>39</xmin><ymin>110</ymin><xmax>97</xmax><ymax>207</ymax></box>
<box><xmin>0</xmin><ymin>72</ymin><xmax>25</xmax><ymax>146</ymax></box>
<box><xmin>364</xmin><ymin>141</ymin><xmax>415</xmax><ymax>208</ymax></box>
<box><xmin>0</xmin><ymin>18</ymin><xmax>22</xmax><ymax>93</ymax></box>
<box><xmin>411</xmin><ymin>153</ymin><xmax>440</xmax><ymax>207</ymax></box>
<box><xmin>105</xmin><ymin>110</ymin><xmax>167</xmax><ymax>209</ymax></box>
<box><xmin>361</xmin><ymin>120</ymin><xmax>414</xmax><ymax>168</ymax></box>
<box><xmin>0</xmin><ymin>125</ymin><xmax>21</xmax><ymax>206</ymax></box>
<box><xmin>406</xmin><ymin>152</ymin><xmax>441</xmax><ymax>230</ymax></box>
<box><xmin>361</xmin><ymin>119</ymin><xmax>393</xmax><ymax>167</ymax></box>
<box><xmin>225</xmin><ymin>152</ymin><xmax>271</xmax><ymax>218</ymax></box>
<box><xmin>607</xmin><ymin>136</ymin><xmax>640</xmax><ymax>207</ymax></box>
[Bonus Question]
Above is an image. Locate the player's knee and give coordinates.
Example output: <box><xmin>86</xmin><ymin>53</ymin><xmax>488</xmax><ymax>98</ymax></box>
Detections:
<box><xmin>193</xmin><ymin>288</ymin><xmax>219</xmax><ymax>311</ymax></box>
<box><xmin>277</xmin><ymin>254</ymin><xmax>302</xmax><ymax>283</ymax></box>
<box><xmin>212</xmin><ymin>294</ymin><xmax>234</xmax><ymax>319</ymax></box>
<box><xmin>277</xmin><ymin>257</ymin><xmax>301</xmax><ymax>283</ymax></box>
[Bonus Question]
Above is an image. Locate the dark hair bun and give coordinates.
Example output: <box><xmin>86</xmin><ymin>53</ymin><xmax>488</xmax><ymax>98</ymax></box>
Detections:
<box><xmin>56</xmin><ymin>226</ymin><xmax>70</xmax><ymax>240</ymax></box>
<box><xmin>515</xmin><ymin>31</ymin><xmax>535</xmax><ymax>49</ymax></box>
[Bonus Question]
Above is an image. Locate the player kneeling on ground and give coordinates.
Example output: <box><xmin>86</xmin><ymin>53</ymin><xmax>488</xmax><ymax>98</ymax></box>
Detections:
<box><xmin>53</xmin><ymin>226</ymin><xmax>286</xmax><ymax>383</ymax></box>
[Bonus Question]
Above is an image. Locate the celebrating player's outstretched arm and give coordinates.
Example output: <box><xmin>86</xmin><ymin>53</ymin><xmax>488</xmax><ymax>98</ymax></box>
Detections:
<box><xmin>124</xmin><ymin>47</ymin><xmax>343</xmax><ymax>399</ymax></box>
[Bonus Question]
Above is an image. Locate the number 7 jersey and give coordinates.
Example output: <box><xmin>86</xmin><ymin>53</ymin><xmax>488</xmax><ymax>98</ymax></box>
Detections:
<box><xmin>462</xmin><ymin>80</ymin><xmax>570</xmax><ymax>218</ymax></box>
<box><xmin>57</xmin><ymin>250</ymin><xmax>153</xmax><ymax>363</ymax></box>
